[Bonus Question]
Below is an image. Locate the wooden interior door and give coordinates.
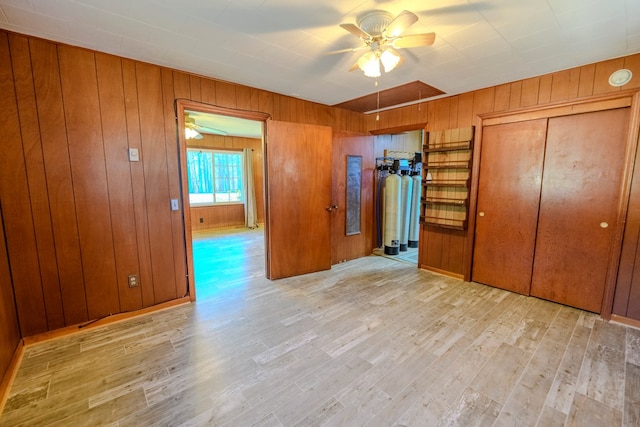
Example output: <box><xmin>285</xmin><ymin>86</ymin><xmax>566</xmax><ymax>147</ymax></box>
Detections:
<box><xmin>531</xmin><ymin>108</ymin><xmax>630</xmax><ymax>312</ymax></box>
<box><xmin>472</xmin><ymin>119</ymin><xmax>547</xmax><ymax>295</ymax></box>
<box><xmin>331</xmin><ymin>131</ymin><xmax>374</xmax><ymax>264</ymax></box>
<box><xmin>265</xmin><ymin>120</ymin><xmax>333</xmax><ymax>279</ymax></box>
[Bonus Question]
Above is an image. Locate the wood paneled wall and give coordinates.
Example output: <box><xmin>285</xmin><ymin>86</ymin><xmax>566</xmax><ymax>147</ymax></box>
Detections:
<box><xmin>0</xmin><ymin>30</ymin><xmax>366</xmax><ymax>338</ymax></box>
<box><xmin>188</xmin><ymin>134</ymin><xmax>264</xmax><ymax>231</ymax></box>
<box><xmin>366</xmin><ymin>54</ymin><xmax>640</xmax><ymax>280</ymax></box>
<box><xmin>0</xmin><ymin>207</ymin><xmax>21</xmax><ymax>389</ymax></box>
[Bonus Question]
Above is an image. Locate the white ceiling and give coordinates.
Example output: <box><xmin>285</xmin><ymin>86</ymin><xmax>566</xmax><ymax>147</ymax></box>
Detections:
<box><xmin>1</xmin><ymin>0</ymin><xmax>639</xmax><ymax>112</ymax></box>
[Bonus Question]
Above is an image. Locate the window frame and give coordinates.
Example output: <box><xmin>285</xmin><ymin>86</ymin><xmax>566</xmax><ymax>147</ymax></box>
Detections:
<box><xmin>186</xmin><ymin>147</ymin><xmax>244</xmax><ymax>207</ymax></box>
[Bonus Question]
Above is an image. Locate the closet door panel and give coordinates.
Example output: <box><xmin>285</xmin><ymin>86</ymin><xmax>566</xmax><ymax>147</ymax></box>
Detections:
<box><xmin>472</xmin><ymin>119</ymin><xmax>547</xmax><ymax>294</ymax></box>
<box><xmin>531</xmin><ymin>108</ymin><xmax>629</xmax><ymax>312</ymax></box>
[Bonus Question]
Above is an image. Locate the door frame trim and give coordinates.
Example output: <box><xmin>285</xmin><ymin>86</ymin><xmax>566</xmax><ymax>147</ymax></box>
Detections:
<box><xmin>175</xmin><ymin>99</ymin><xmax>269</xmax><ymax>302</ymax></box>
<box><xmin>466</xmin><ymin>90</ymin><xmax>640</xmax><ymax>318</ymax></box>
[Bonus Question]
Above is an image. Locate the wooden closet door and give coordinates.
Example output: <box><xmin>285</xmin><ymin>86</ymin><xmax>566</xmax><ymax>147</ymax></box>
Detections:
<box><xmin>472</xmin><ymin>119</ymin><xmax>547</xmax><ymax>294</ymax></box>
<box><xmin>531</xmin><ymin>108</ymin><xmax>630</xmax><ymax>312</ymax></box>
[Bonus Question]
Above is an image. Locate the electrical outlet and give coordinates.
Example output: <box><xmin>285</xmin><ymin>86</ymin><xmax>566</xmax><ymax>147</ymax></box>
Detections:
<box><xmin>128</xmin><ymin>274</ymin><xmax>139</xmax><ymax>288</ymax></box>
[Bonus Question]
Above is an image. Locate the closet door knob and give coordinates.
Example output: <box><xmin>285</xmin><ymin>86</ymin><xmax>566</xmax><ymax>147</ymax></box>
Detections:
<box><xmin>478</xmin><ymin>211</ymin><xmax>485</xmax><ymax>217</ymax></box>
<box><xmin>600</xmin><ymin>222</ymin><xmax>608</xmax><ymax>228</ymax></box>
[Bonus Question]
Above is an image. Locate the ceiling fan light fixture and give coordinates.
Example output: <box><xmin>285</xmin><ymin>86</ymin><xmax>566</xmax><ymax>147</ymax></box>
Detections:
<box><xmin>358</xmin><ymin>51</ymin><xmax>381</xmax><ymax>78</ymax></box>
<box><xmin>380</xmin><ymin>49</ymin><xmax>400</xmax><ymax>72</ymax></box>
<box><xmin>185</xmin><ymin>127</ymin><xmax>202</xmax><ymax>140</ymax></box>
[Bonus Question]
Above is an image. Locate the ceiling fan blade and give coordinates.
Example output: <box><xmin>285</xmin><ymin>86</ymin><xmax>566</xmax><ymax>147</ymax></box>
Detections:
<box><xmin>325</xmin><ymin>46</ymin><xmax>368</xmax><ymax>55</ymax></box>
<box><xmin>196</xmin><ymin>125</ymin><xmax>228</xmax><ymax>136</ymax></box>
<box><xmin>348</xmin><ymin>61</ymin><xmax>360</xmax><ymax>72</ymax></box>
<box><xmin>340</xmin><ymin>23</ymin><xmax>371</xmax><ymax>39</ymax></box>
<box><xmin>383</xmin><ymin>10</ymin><xmax>418</xmax><ymax>38</ymax></box>
<box><xmin>392</xmin><ymin>32</ymin><xmax>436</xmax><ymax>48</ymax></box>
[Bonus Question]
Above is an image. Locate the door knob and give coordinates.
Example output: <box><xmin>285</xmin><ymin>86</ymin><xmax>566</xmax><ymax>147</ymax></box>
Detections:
<box><xmin>600</xmin><ymin>222</ymin><xmax>608</xmax><ymax>228</ymax></box>
<box><xmin>478</xmin><ymin>211</ymin><xmax>485</xmax><ymax>217</ymax></box>
<box><xmin>325</xmin><ymin>205</ymin><xmax>338</xmax><ymax>212</ymax></box>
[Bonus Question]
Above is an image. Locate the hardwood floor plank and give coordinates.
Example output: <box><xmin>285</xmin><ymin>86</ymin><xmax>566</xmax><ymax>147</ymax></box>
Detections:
<box><xmin>1</xmin><ymin>229</ymin><xmax>637</xmax><ymax>426</ymax></box>
<box><xmin>393</xmin><ymin>392</ymin><xmax>450</xmax><ymax>426</ymax></box>
<box><xmin>567</xmin><ymin>392</ymin><xmax>623</xmax><ymax>427</ymax></box>
<box><xmin>273</xmin><ymin>356</ymin><xmax>372</xmax><ymax>426</ymax></box>
<box><xmin>545</xmin><ymin>324</ymin><xmax>591</xmax><ymax>415</ymax></box>
<box><xmin>624</xmin><ymin>362</ymin><xmax>640</xmax><ymax>427</ymax></box>
<box><xmin>626</xmin><ymin>327</ymin><xmax>640</xmax><ymax>366</ymax></box>
<box><xmin>469</xmin><ymin>342</ymin><xmax>532</xmax><ymax>405</ymax></box>
<box><xmin>494</xmin><ymin>335</ymin><xmax>566</xmax><ymax>426</ymax></box>
<box><xmin>439</xmin><ymin>387</ymin><xmax>502</xmax><ymax>426</ymax></box>
<box><xmin>290</xmin><ymin>397</ymin><xmax>343</xmax><ymax>427</ymax></box>
<box><xmin>536</xmin><ymin>405</ymin><xmax>567</xmax><ymax>427</ymax></box>
<box><xmin>576</xmin><ymin>321</ymin><xmax>626</xmax><ymax>411</ymax></box>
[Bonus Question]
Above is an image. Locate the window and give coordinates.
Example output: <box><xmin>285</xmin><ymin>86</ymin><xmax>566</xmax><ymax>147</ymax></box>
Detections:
<box><xmin>187</xmin><ymin>149</ymin><xmax>244</xmax><ymax>206</ymax></box>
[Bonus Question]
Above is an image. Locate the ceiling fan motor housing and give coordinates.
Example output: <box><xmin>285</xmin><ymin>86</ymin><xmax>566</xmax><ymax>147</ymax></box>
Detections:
<box><xmin>357</xmin><ymin>10</ymin><xmax>394</xmax><ymax>37</ymax></box>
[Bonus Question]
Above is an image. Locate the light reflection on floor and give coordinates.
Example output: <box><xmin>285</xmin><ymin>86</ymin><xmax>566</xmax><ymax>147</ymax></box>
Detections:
<box><xmin>192</xmin><ymin>227</ymin><xmax>265</xmax><ymax>301</ymax></box>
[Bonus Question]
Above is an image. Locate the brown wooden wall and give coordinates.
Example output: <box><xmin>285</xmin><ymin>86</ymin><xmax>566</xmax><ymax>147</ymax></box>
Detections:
<box><xmin>2</xmin><ymin>25</ymin><xmax>640</xmax><ymax>346</ymax></box>
<box><xmin>366</xmin><ymin>54</ymin><xmax>640</xmax><ymax>282</ymax></box>
<box><xmin>188</xmin><ymin>135</ymin><xmax>264</xmax><ymax>231</ymax></box>
<box><xmin>0</xmin><ymin>30</ymin><xmax>366</xmax><ymax>338</ymax></box>
<box><xmin>0</xmin><ymin>207</ymin><xmax>21</xmax><ymax>388</ymax></box>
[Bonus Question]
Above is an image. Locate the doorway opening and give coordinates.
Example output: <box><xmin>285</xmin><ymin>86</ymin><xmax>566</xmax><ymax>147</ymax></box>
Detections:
<box><xmin>372</xmin><ymin>129</ymin><xmax>424</xmax><ymax>265</ymax></box>
<box><xmin>177</xmin><ymin>101</ymin><xmax>269</xmax><ymax>301</ymax></box>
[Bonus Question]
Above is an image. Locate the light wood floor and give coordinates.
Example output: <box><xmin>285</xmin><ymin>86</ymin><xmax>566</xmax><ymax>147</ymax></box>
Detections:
<box><xmin>2</xmin><ymin>228</ymin><xmax>639</xmax><ymax>426</ymax></box>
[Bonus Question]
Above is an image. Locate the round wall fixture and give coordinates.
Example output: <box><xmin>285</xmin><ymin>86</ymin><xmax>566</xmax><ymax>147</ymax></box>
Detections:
<box><xmin>608</xmin><ymin>69</ymin><xmax>632</xmax><ymax>87</ymax></box>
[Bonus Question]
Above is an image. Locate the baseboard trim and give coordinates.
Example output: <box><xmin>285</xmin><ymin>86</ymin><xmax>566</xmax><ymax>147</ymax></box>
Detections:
<box><xmin>23</xmin><ymin>297</ymin><xmax>191</xmax><ymax>346</ymax></box>
<box><xmin>610</xmin><ymin>313</ymin><xmax>640</xmax><ymax>330</ymax></box>
<box><xmin>419</xmin><ymin>265</ymin><xmax>465</xmax><ymax>280</ymax></box>
<box><xmin>0</xmin><ymin>340</ymin><xmax>25</xmax><ymax>415</ymax></box>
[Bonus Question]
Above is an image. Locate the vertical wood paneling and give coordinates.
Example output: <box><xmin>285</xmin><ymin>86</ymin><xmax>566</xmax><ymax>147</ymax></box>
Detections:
<box><xmin>494</xmin><ymin>84</ymin><xmax>511</xmax><ymax>111</ymax></box>
<box><xmin>216</xmin><ymin>81</ymin><xmax>237</xmax><ymax>108</ymax></box>
<box><xmin>473</xmin><ymin>88</ymin><xmax>495</xmax><ymax>118</ymax></box>
<box><xmin>538</xmin><ymin>75</ymin><xmax>552</xmax><ymax>103</ymax></box>
<box><xmin>448</xmin><ymin>96</ymin><xmax>459</xmax><ymax>126</ymax></box>
<box><xmin>162</xmin><ymin>68</ymin><xmax>187</xmax><ymax>298</ymax></box>
<box><xmin>433</xmin><ymin>98</ymin><xmax>451</xmax><ymax>129</ymax></box>
<box><xmin>578</xmin><ymin>64</ymin><xmax>596</xmax><ymax>97</ymax></box>
<box><xmin>0</xmin><ymin>33</ymin><xmax>47</xmax><ymax>336</ymax></box>
<box><xmin>30</xmin><ymin>38</ymin><xmax>88</xmax><ymax>327</ymax></box>
<box><xmin>121</xmin><ymin>58</ymin><xmax>155</xmax><ymax>308</ymax></box>
<box><xmin>258</xmin><ymin>90</ymin><xmax>273</xmax><ymax>117</ymax></box>
<box><xmin>424</xmin><ymin>226</ymin><xmax>444</xmax><ymax>269</ymax></box>
<box><xmin>509</xmin><ymin>81</ymin><xmax>522</xmax><ymax>109</ymax></box>
<box><xmin>189</xmin><ymin>75</ymin><xmax>201</xmax><ymax>102</ymax></box>
<box><xmin>95</xmin><ymin>53</ymin><xmax>142</xmax><ymax>312</ymax></box>
<box><xmin>567</xmin><ymin>68</ymin><xmax>581</xmax><ymax>99</ymax></box>
<box><xmin>0</xmin><ymin>205</ymin><xmax>21</xmax><ymax>381</ymax></box>
<box><xmin>550</xmin><ymin>71</ymin><xmax>571</xmax><ymax>102</ymax></box>
<box><xmin>9</xmin><ymin>34</ymin><xmax>64</xmax><ymax>330</ymax></box>
<box><xmin>173</xmin><ymin>71</ymin><xmax>190</xmax><ymax>100</ymax></box>
<box><xmin>250</xmin><ymin>88</ymin><xmax>261</xmax><ymax>112</ymax></box>
<box><xmin>190</xmin><ymin>205</ymin><xmax>246</xmax><ymax>230</ymax></box>
<box><xmin>623</xmin><ymin>54</ymin><xmax>640</xmax><ymax>90</ymax></box>
<box><xmin>136</xmin><ymin>62</ymin><xmax>177</xmax><ymax>304</ymax></box>
<box><xmin>236</xmin><ymin>85</ymin><xmax>252</xmax><ymax>111</ymax></box>
<box><xmin>521</xmin><ymin>79</ymin><xmax>540</xmax><ymax>107</ymax></box>
<box><xmin>200</xmin><ymin>78</ymin><xmax>216</xmax><ymax>104</ymax></box>
<box><xmin>4</xmin><ymin>29</ymin><xmax>640</xmax><ymax>335</ymax></box>
<box><xmin>456</xmin><ymin>93</ymin><xmax>474</xmax><ymax>127</ymax></box>
<box><xmin>58</xmin><ymin>45</ymin><xmax>119</xmax><ymax>319</ymax></box>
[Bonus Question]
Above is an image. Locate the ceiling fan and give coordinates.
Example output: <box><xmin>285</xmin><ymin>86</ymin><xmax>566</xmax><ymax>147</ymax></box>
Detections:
<box><xmin>333</xmin><ymin>10</ymin><xmax>435</xmax><ymax>78</ymax></box>
<box><xmin>184</xmin><ymin>113</ymin><xmax>228</xmax><ymax>139</ymax></box>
